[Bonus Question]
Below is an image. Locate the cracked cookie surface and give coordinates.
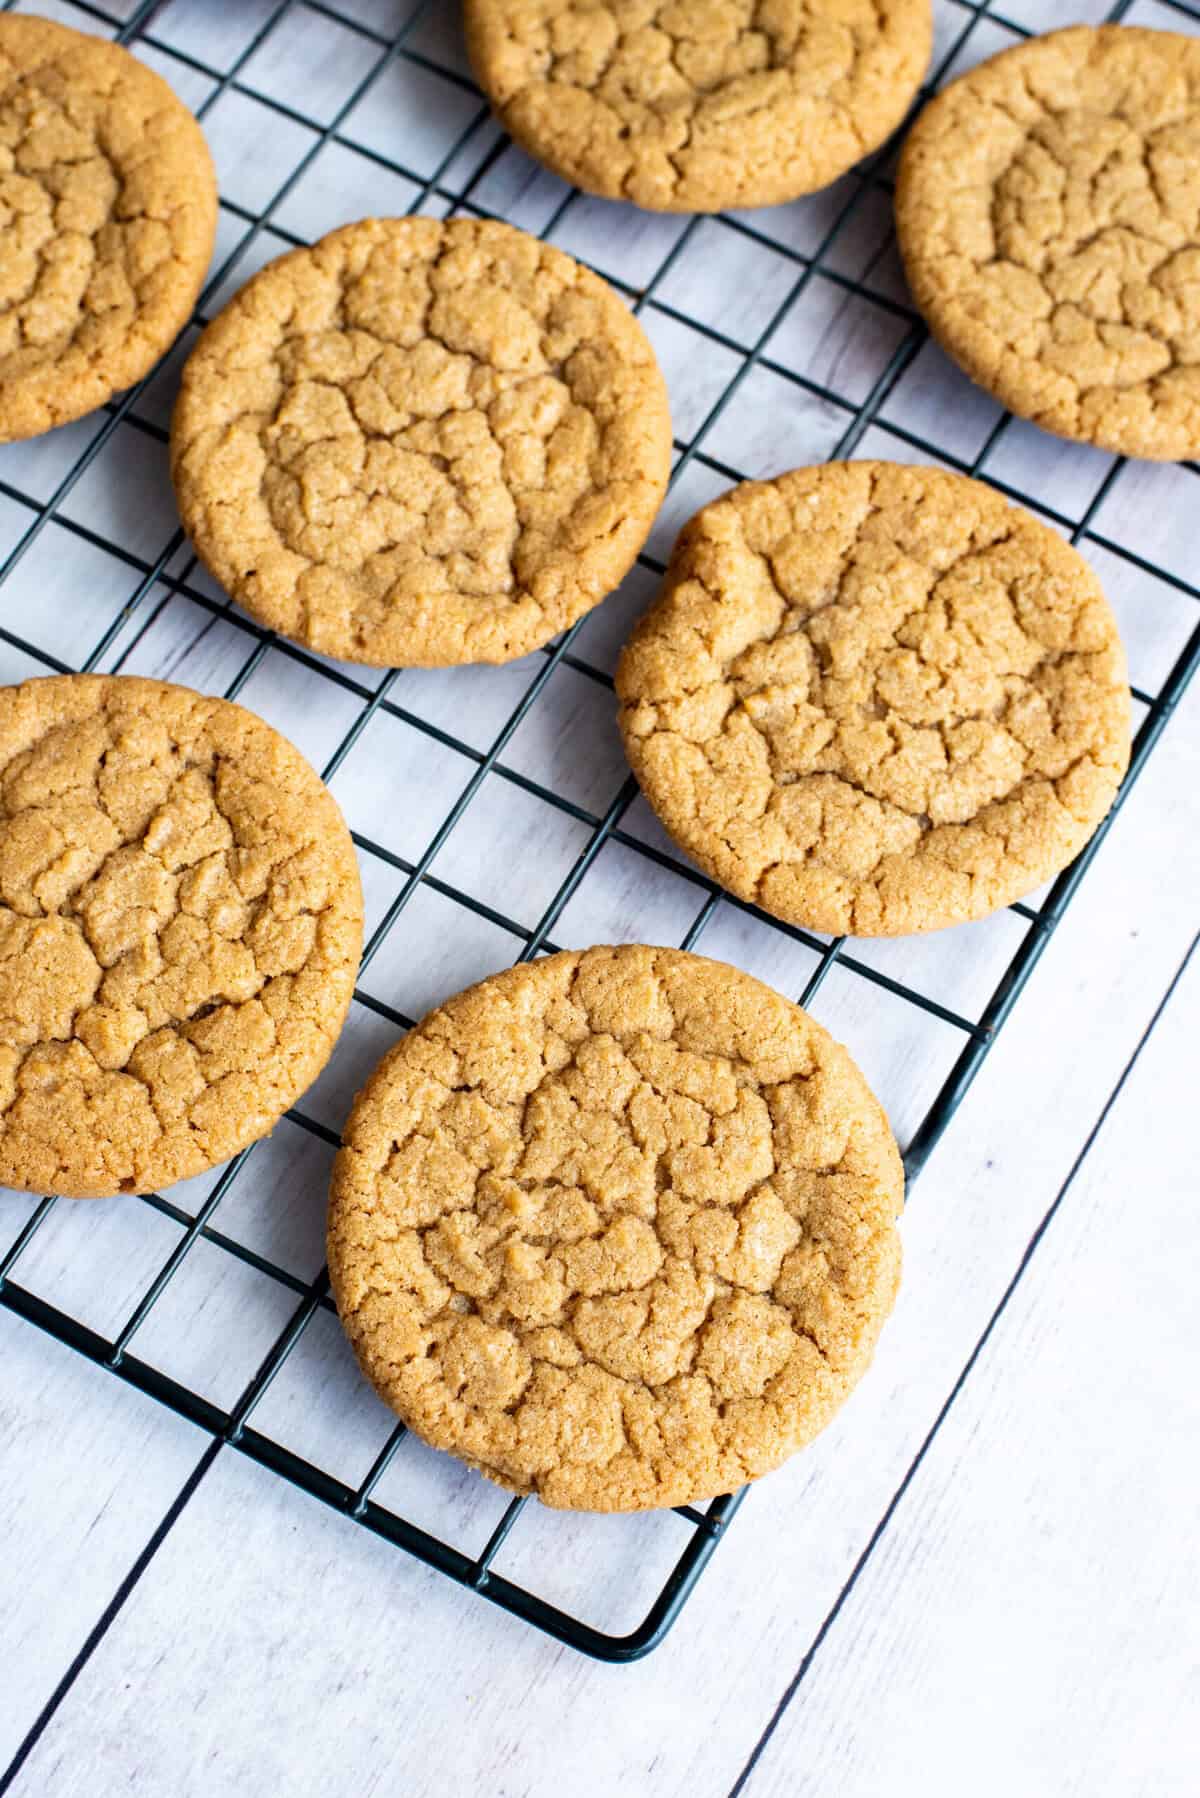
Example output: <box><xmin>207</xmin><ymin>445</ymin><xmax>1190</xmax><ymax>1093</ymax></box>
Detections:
<box><xmin>616</xmin><ymin>462</ymin><xmax>1131</xmax><ymax>937</ymax></box>
<box><xmin>170</xmin><ymin>217</ymin><xmax>672</xmax><ymax>668</ymax></box>
<box><xmin>897</xmin><ymin>25</ymin><xmax>1200</xmax><ymax>460</ymax></box>
<box><xmin>0</xmin><ymin>675</ymin><xmax>362</xmax><ymax>1198</ymax></box>
<box><xmin>465</xmin><ymin>0</ymin><xmax>931</xmax><ymax>213</ymax></box>
<box><xmin>0</xmin><ymin>14</ymin><xmax>216</xmax><ymax>444</ymax></box>
<box><xmin>329</xmin><ymin>944</ymin><xmax>902</xmax><ymax>1511</ymax></box>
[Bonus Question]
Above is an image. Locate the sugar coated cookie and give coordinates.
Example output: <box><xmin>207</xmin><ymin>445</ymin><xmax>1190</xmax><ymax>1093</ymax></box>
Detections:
<box><xmin>617</xmin><ymin>462</ymin><xmax>1131</xmax><ymax>936</ymax></box>
<box><xmin>0</xmin><ymin>15</ymin><xmax>216</xmax><ymax>442</ymax></box>
<box><xmin>329</xmin><ymin>944</ymin><xmax>903</xmax><ymax>1511</ymax></box>
<box><xmin>465</xmin><ymin>0</ymin><xmax>932</xmax><ymax>213</ymax></box>
<box><xmin>171</xmin><ymin>217</ymin><xmax>672</xmax><ymax>667</ymax></box>
<box><xmin>0</xmin><ymin>675</ymin><xmax>362</xmax><ymax>1198</ymax></box>
<box><xmin>897</xmin><ymin>25</ymin><xmax>1200</xmax><ymax>460</ymax></box>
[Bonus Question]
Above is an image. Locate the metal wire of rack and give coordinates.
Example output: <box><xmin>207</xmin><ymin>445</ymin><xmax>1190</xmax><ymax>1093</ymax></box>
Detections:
<box><xmin>0</xmin><ymin>0</ymin><xmax>1196</xmax><ymax>1666</ymax></box>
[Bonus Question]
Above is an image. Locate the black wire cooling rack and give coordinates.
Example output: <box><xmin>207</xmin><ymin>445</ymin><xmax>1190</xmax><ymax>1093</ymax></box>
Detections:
<box><xmin>0</xmin><ymin>0</ymin><xmax>1197</xmax><ymax>1664</ymax></box>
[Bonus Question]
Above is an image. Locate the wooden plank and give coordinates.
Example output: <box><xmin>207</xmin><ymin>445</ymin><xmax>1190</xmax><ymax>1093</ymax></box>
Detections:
<box><xmin>739</xmin><ymin>945</ymin><xmax>1200</xmax><ymax>1798</ymax></box>
<box><xmin>0</xmin><ymin>1312</ymin><xmax>205</xmax><ymax>1768</ymax></box>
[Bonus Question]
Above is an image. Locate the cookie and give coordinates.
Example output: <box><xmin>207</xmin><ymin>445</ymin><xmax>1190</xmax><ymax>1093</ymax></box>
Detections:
<box><xmin>0</xmin><ymin>675</ymin><xmax>362</xmax><ymax>1199</ymax></box>
<box><xmin>329</xmin><ymin>944</ymin><xmax>903</xmax><ymax>1512</ymax></box>
<box><xmin>896</xmin><ymin>25</ymin><xmax>1200</xmax><ymax>461</ymax></box>
<box><xmin>617</xmin><ymin>462</ymin><xmax>1131</xmax><ymax>937</ymax></box>
<box><xmin>0</xmin><ymin>15</ymin><xmax>217</xmax><ymax>444</ymax></box>
<box><xmin>170</xmin><ymin>217</ymin><xmax>672</xmax><ymax>668</ymax></box>
<box><xmin>464</xmin><ymin>0</ymin><xmax>932</xmax><ymax>213</ymax></box>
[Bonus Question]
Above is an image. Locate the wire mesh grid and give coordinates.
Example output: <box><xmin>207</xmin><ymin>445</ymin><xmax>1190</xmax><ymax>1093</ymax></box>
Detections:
<box><xmin>0</xmin><ymin>0</ymin><xmax>1197</xmax><ymax>1663</ymax></box>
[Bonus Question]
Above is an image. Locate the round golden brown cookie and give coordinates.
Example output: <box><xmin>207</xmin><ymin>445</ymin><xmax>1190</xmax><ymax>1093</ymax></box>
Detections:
<box><xmin>896</xmin><ymin>25</ymin><xmax>1200</xmax><ymax>461</ymax></box>
<box><xmin>329</xmin><ymin>944</ymin><xmax>903</xmax><ymax>1512</ymax></box>
<box><xmin>170</xmin><ymin>217</ymin><xmax>672</xmax><ymax>668</ymax></box>
<box><xmin>616</xmin><ymin>462</ymin><xmax>1131</xmax><ymax>937</ymax></box>
<box><xmin>0</xmin><ymin>15</ymin><xmax>217</xmax><ymax>444</ymax></box>
<box><xmin>464</xmin><ymin>0</ymin><xmax>933</xmax><ymax>213</ymax></box>
<box><xmin>0</xmin><ymin>675</ymin><xmax>362</xmax><ymax>1199</ymax></box>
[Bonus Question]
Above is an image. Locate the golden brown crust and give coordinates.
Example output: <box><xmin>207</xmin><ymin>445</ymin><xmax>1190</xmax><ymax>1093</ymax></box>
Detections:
<box><xmin>0</xmin><ymin>675</ymin><xmax>363</xmax><ymax>1199</ymax></box>
<box><xmin>328</xmin><ymin>945</ymin><xmax>903</xmax><ymax>1512</ymax></box>
<box><xmin>616</xmin><ymin>462</ymin><xmax>1132</xmax><ymax>937</ymax></box>
<box><xmin>896</xmin><ymin>24</ymin><xmax>1200</xmax><ymax>461</ymax></box>
<box><xmin>0</xmin><ymin>15</ymin><xmax>217</xmax><ymax>443</ymax></box>
<box><xmin>464</xmin><ymin>0</ymin><xmax>932</xmax><ymax>213</ymax></box>
<box><xmin>170</xmin><ymin>217</ymin><xmax>672</xmax><ymax>668</ymax></box>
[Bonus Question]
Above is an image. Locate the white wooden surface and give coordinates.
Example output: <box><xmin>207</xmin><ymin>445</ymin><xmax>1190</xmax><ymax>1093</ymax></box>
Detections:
<box><xmin>744</xmin><ymin>944</ymin><xmax>1200</xmax><ymax>1798</ymax></box>
<box><xmin>0</xmin><ymin>0</ymin><xmax>1198</xmax><ymax>1793</ymax></box>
